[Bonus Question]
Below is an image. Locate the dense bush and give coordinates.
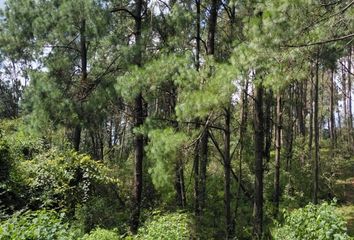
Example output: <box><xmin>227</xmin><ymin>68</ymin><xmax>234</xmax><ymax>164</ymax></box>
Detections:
<box><xmin>80</xmin><ymin>228</ymin><xmax>120</xmax><ymax>240</ymax></box>
<box><xmin>0</xmin><ymin>210</ymin><xmax>79</xmax><ymax>240</ymax></box>
<box><xmin>21</xmin><ymin>149</ymin><xmax>115</xmax><ymax>210</ymax></box>
<box><xmin>74</xmin><ymin>194</ymin><xmax>127</xmax><ymax>233</ymax></box>
<box><xmin>0</xmin><ymin>139</ymin><xmax>11</xmax><ymax>182</ymax></box>
<box><xmin>136</xmin><ymin>211</ymin><xmax>192</xmax><ymax>240</ymax></box>
<box><xmin>273</xmin><ymin>201</ymin><xmax>350</xmax><ymax>240</ymax></box>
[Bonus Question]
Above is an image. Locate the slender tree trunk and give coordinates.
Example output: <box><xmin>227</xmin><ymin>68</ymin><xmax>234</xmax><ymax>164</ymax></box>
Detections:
<box><xmin>253</xmin><ymin>84</ymin><xmax>264</xmax><ymax>239</ymax></box>
<box><xmin>195</xmin><ymin>0</ymin><xmax>201</xmax><ymax>71</ymax></box>
<box><xmin>198</xmin><ymin>0</ymin><xmax>220</xmax><ymax>217</ymax></box>
<box><xmin>73</xmin><ymin>19</ymin><xmax>87</xmax><ymax>152</ymax></box>
<box><xmin>264</xmin><ymin>90</ymin><xmax>273</xmax><ymax>164</ymax></box>
<box><xmin>224</xmin><ymin>106</ymin><xmax>232</xmax><ymax>238</ymax></box>
<box><xmin>297</xmin><ymin>82</ymin><xmax>306</xmax><ymax>137</ymax></box>
<box><xmin>175</xmin><ymin>157</ymin><xmax>186</xmax><ymax>207</ymax></box>
<box><xmin>235</xmin><ymin>79</ymin><xmax>249</xmax><ymax>233</ymax></box>
<box><xmin>273</xmin><ymin>94</ymin><xmax>282</xmax><ymax>217</ymax></box>
<box><xmin>171</xmin><ymin>86</ymin><xmax>186</xmax><ymax>208</ymax></box>
<box><xmin>193</xmin><ymin>0</ymin><xmax>201</xmax><ymax>219</ymax></box>
<box><xmin>73</xmin><ymin>124</ymin><xmax>81</xmax><ymax>152</ymax></box>
<box><xmin>130</xmin><ymin>0</ymin><xmax>144</xmax><ymax>233</ymax></box>
<box><xmin>313</xmin><ymin>55</ymin><xmax>320</xmax><ymax>204</ymax></box>
<box><xmin>330</xmin><ymin>69</ymin><xmax>336</xmax><ymax>151</ymax></box>
<box><xmin>299</xmin><ymin>80</ymin><xmax>307</xmax><ymax>165</ymax></box>
<box><xmin>309</xmin><ymin>67</ymin><xmax>314</xmax><ymax>162</ymax></box>
<box><xmin>194</xmin><ymin>141</ymin><xmax>200</xmax><ymax>216</ymax></box>
<box><xmin>342</xmin><ymin>62</ymin><xmax>347</xmax><ymax>129</ymax></box>
<box><xmin>80</xmin><ymin>19</ymin><xmax>87</xmax><ymax>84</ymax></box>
<box><xmin>285</xmin><ymin>86</ymin><xmax>294</xmax><ymax>172</ymax></box>
<box><xmin>199</xmin><ymin>130</ymin><xmax>208</xmax><ymax>213</ymax></box>
<box><xmin>348</xmin><ymin>46</ymin><xmax>353</xmax><ymax>150</ymax></box>
<box><xmin>131</xmin><ymin>94</ymin><xmax>144</xmax><ymax>233</ymax></box>
<box><xmin>207</xmin><ymin>0</ymin><xmax>219</xmax><ymax>55</ymax></box>
<box><xmin>302</xmin><ymin>79</ymin><xmax>308</xmax><ymax>133</ymax></box>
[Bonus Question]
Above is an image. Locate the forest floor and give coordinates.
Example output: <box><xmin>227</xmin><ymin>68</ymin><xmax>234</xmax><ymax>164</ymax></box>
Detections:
<box><xmin>336</xmin><ymin>177</ymin><xmax>354</xmax><ymax>237</ymax></box>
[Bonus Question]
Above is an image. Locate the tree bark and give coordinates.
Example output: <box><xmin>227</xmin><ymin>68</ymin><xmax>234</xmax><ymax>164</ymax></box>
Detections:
<box><xmin>207</xmin><ymin>0</ymin><xmax>219</xmax><ymax>55</ymax></box>
<box><xmin>175</xmin><ymin>157</ymin><xmax>186</xmax><ymax>207</ymax></box>
<box><xmin>342</xmin><ymin>62</ymin><xmax>347</xmax><ymax>129</ymax></box>
<box><xmin>264</xmin><ymin>90</ymin><xmax>273</xmax><ymax>164</ymax></box>
<box><xmin>235</xmin><ymin>79</ymin><xmax>249</xmax><ymax>234</ymax></box>
<box><xmin>309</xmin><ymin>67</ymin><xmax>314</xmax><ymax>162</ymax></box>
<box><xmin>253</xmin><ymin>84</ymin><xmax>264</xmax><ymax>239</ymax></box>
<box><xmin>193</xmin><ymin>0</ymin><xmax>201</xmax><ymax>219</ymax></box>
<box><xmin>224</xmin><ymin>106</ymin><xmax>232</xmax><ymax>238</ymax></box>
<box><xmin>284</xmin><ymin>86</ymin><xmax>294</xmax><ymax>172</ymax></box>
<box><xmin>199</xmin><ymin>130</ymin><xmax>208</xmax><ymax>213</ymax></box>
<box><xmin>313</xmin><ymin>55</ymin><xmax>320</xmax><ymax>204</ymax></box>
<box><xmin>194</xmin><ymin>141</ymin><xmax>201</xmax><ymax>216</ymax></box>
<box><xmin>198</xmin><ymin>0</ymin><xmax>220</xmax><ymax>217</ymax></box>
<box><xmin>348</xmin><ymin>46</ymin><xmax>353</xmax><ymax>150</ymax></box>
<box><xmin>73</xmin><ymin>124</ymin><xmax>81</xmax><ymax>152</ymax></box>
<box><xmin>130</xmin><ymin>0</ymin><xmax>144</xmax><ymax>233</ymax></box>
<box><xmin>73</xmin><ymin>19</ymin><xmax>88</xmax><ymax>152</ymax></box>
<box><xmin>330</xmin><ymin>69</ymin><xmax>336</xmax><ymax>151</ymax></box>
<box><xmin>297</xmin><ymin>82</ymin><xmax>306</xmax><ymax>137</ymax></box>
<box><xmin>273</xmin><ymin>94</ymin><xmax>282</xmax><ymax>217</ymax></box>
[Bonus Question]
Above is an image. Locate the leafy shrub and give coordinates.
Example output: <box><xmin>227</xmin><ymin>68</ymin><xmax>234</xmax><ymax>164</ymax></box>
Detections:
<box><xmin>21</xmin><ymin>148</ymin><xmax>116</xmax><ymax>210</ymax></box>
<box><xmin>273</xmin><ymin>201</ymin><xmax>350</xmax><ymax>240</ymax></box>
<box><xmin>74</xmin><ymin>194</ymin><xmax>127</xmax><ymax>233</ymax></box>
<box><xmin>0</xmin><ymin>137</ymin><xmax>27</xmax><ymax>220</ymax></box>
<box><xmin>0</xmin><ymin>119</ymin><xmax>45</xmax><ymax>161</ymax></box>
<box><xmin>136</xmin><ymin>211</ymin><xmax>192</xmax><ymax>240</ymax></box>
<box><xmin>80</xmin><ymin>228</ymin><xmax>120</xmax><ymax>240</ymax></box>
<box><xmin>0</xmin><ymin>139</ymin><xmax>11</xmax><ymax>182</ymax></box>
<box><xmin>0</xmin><ymin>210</ymin><xmax>79</xmax><ymax>240</ymax></box>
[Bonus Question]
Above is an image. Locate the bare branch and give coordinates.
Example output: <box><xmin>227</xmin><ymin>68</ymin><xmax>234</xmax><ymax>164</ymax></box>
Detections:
<box><xmin>111</xmin><ymin>7</ymin><xmax>137</xmax><ymax>20</ymax></box>
<box><xmin>283</xmin><ymin>33</ymin><xmax>354</xmax><ymax>48</ymax></box>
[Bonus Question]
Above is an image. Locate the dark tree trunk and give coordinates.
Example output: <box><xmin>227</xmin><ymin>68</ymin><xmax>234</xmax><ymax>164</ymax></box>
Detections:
<box><xmin>194</xmin><ymin>141</ymin><xmax>200</xmax><ymax>216</ymax></box>
<box><xmin>297</xmin><ymin>82</ymin><xmax>306</xmax><ymax>137</ymax></box>
<box><xmin>342</xmin><ymin>62</ymin><xmax>347</xmax><ymax>129</ymax></box>
<box><xmin>175</xmin><ymin>157</ymin><xmax>186</xmax><ymax>208</ymax></box>
<box><xmin>330</xmin><ymin>69</ymin><xmax>336</xmax><ymax>151</ymax></box>
<box><xmin>273</xmin><ymin>94</ymin><xmax>282</xmax><ymax>217</ymax></box>
<box><xmin>198</xmin><ymin>0</ymin><xmax>220</xmax><ymax>217</ymax></box>
<box><xmin>193</xmin><ymin>0</ymin><xmax>201</xmax><ymax>219</ymax></box>
<box><xmin>235</xmin><ymin>79</ymin><xmax>249</xmax><ymax>233</ymax></box>
<box><xmin>131</xmin><ymin>93</ymin><xmax>144</xmax><ymax>233</ymax></box>
<box><xmin>313</xmin><ymin>55</ymin><xmax>320</xmax><ymax>204</ymax></box>
<box><xmin>195</xmin><ymin>0</ymin><xmax>201</xmax><ymax>71</ymax></box>
<box><xmin>264</xmin><ymin>90</ymin><xmax>273</xmax><ymax>164</ymax></box>
<box><xmin>284</xmin><ymin>86</ymin><xmax>294</xmax><ymax>172</ymax></box>
<box><xmin>80</xmin><ymin>19</ymin><xmax>87</xmax><ymax>83</ymax></box>
<box><xmin>348</xmin><ymin>47</ymin><xmax>353</xmax><ymax>150</ymax></box>
<box><xmin>309</xmin><ymin>67</ymin><xmax>314</xmax><ymax>162</ymax></box>
<box><xmin>253</xmin><ymin>84</ymin><xmax>264</xmax><ymax>239</ymax></box>
<box><xmin>224</xmin><ymin>107</ymin><xmax>232</xmax><ymax>238</ymax></box>
<box><xmin>73</xmin><ymin>19</ymin><xmax>88</xmax><ymax>152</ymax></box>
<box><xmin>199</xmin><ymin>130</ymin><xmax>208</xmax><ymax>213</ymax></box>
<box><xmin>207</xmin><ymin>0</ymin><xmax>219</xmax><ymax>55</ymax></box>
<box><xmin>73</xmin><ymin>124</ymin><xmax>81</xmax><ymax>152</ymax></box>
<box><xmin>130</xmin><ymin>0</ymin><xmax>144</xmax><ymax>233</ymax></box>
